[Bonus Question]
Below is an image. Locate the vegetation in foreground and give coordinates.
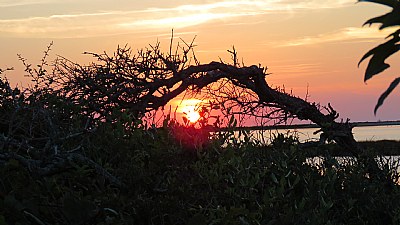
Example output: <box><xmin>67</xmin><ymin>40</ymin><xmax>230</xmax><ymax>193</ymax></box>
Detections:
<box><xmin>1</xmin><ymin>112</ymin><xmax>400</xmax><ymax>225</ymax></box>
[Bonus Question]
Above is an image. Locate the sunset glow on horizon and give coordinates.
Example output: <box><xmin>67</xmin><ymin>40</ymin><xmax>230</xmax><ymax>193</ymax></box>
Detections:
<box><xmin>1</xmin><ymin>0</ymin><xmax>399</xmax><ymax>122</ymax></box>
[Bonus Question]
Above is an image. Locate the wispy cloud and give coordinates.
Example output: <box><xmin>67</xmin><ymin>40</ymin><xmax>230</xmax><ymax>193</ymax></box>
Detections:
<box><xmin>119</xmin><ymin>12</ymin><xmax>259</xmax><ymax>30</ymax></box>
<box><xmin>268</xmin><ymin>62</ymin><xmax>326</xmax><ymax>80</ymax></box>
<box><xmin>0</xmin><ymin>0</ymin><xmax>355</xmax><ymax>38</ymax></box>
<box><xmin>0</xmin><ymin>13</ymin><xmax>120</xmax><ymax>38</ymax></box>
<box><xmin>276</xmin><ymin>0</ymin><xmax>353</xmax><ymax>10</ymax></box>
<box><xmin>0</xmin><ymin>0</ymin><xmax>51</xmax><ymax>8</ymax></box>
<box><xmin>277</xmin><ymin>27</ymin><xmax>398</xmax><ymax>47</ymax></box>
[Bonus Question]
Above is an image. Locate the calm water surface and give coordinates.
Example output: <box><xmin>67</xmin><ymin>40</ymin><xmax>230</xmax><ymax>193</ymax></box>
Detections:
<box><xmin>243</xmin><ymin>125</ymin><xmax>400</xmax><ymax>171</ymax></box>
<box><xmin>248</xmin><ymin>125</ymin><xmax>400</xmax><ymax>144</ymax></box>
<box><xmin>352</xmin><ymin>125</ymin><xmax>400</xmax><ymax>141</ymax></box>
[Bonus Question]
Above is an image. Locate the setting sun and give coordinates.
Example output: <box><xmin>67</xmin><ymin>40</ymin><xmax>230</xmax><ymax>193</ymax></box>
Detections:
<box><xmin>184</xmin><ymin>107</ymin><xmax>201</xmax><ymax>123</ymax></box>
<box><xmin>177</xmin><ymin>99</ymin><xmax>203</xmax><ymax>123</ymax></box>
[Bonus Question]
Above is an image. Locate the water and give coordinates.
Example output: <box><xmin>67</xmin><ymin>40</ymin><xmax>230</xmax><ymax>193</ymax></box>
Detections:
<box><xmin>353</xmin><ymin>125</ymin><xmax>400</xmax><ymax>141</ymax></box>
<box><xmin>249</xmin><ymin>125</ymin><xmax>400</xmax><ymax>144</ymax></box>
<box><xmin>240</xmin><ymin>125</ymin><xmax>400</xmax><ymax>176</ymax></box>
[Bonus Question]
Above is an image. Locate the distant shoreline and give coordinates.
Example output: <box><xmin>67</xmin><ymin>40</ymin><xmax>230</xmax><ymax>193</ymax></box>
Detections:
<box><xmin>221</xmin><ymin>120</ymin><xmax>400</xmax><ymax>131</ymax></box>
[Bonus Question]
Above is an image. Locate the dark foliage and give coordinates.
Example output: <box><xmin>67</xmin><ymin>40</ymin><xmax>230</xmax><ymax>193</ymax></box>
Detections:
<box><xmin>1</xmin><ymin>124</ymin><xmax>400</xmax><ymax>224</ymax></box>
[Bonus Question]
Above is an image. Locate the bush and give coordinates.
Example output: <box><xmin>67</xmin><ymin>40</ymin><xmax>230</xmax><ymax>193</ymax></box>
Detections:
<box><xmin>1</xmin><ymin>122</ymin><xmax>400</xmax><ymax>224</ymax></box>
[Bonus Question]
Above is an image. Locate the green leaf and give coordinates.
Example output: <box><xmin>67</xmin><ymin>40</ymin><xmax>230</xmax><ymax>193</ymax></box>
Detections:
<box><xmin>358</xmin><ymin>32</ymin><xmax>400</xmax><ymax>81</ymax></box>
<box><xmin>374</xmin><ymin>77</ymin><xmax>400</xmax><ymax>114</ymax></box>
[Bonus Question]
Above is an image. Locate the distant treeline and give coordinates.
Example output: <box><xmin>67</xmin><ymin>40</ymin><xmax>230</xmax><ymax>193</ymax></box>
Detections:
<box><xmin>219</xmin><ymin>120</ymin><xmax>400</xmax><ymax>131</ymax></box>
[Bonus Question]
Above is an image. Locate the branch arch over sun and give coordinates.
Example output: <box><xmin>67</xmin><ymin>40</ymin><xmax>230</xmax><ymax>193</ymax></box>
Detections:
<box><xmin>40</xmin><ymin>37</ymin><xmax>363</xmax><ymax>158</ymax></box>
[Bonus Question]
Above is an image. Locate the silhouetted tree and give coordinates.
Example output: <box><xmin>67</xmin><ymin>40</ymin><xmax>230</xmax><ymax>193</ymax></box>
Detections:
<box><xmin>1</xmin><ymin>35</ymin><xmax>382</xmax><ymax>187</ymax></box>
<box><xmin>36</xmin><ymin>39</ymin><xmax>361</xmax><ymax>154</ymax></box>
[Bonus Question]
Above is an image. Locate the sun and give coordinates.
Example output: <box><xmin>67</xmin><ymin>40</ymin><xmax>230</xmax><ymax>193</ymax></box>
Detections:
<box><xmin>183</xmin><ymin>106</ymin><xmax>201</xmax><ymax>123</ymax></box>
<box><xmin>179</xmin><ymin>99</ymin><xmax>203</xmax><ymax>123</ymax></box>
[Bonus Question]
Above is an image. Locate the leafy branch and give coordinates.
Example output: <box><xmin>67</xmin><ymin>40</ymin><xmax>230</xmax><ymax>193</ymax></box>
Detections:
<box><xmin>358</xmin><ymin>0</ymin><xmax>400</xmax><ymax>114</ymax></box>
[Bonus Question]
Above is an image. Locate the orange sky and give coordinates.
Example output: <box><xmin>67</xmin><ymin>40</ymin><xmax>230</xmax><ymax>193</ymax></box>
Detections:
<box><xmin>0</xmin><ymin>0</ymin><xmax>399</xmax><ymax>122</ymax></box>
